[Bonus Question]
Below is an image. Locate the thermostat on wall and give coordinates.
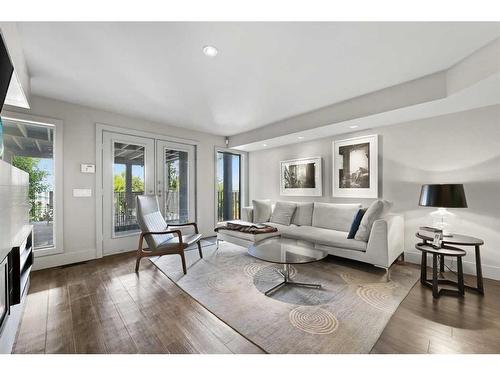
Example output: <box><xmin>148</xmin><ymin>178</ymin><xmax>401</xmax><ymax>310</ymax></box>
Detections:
<box><xmin>81</xmin><ymin>163</ymin><xmax>95</xmax><ymax>173</ymax></box>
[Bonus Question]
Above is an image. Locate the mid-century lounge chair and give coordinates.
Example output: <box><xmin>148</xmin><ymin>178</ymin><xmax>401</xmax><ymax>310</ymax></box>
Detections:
<box><xmin>135</xmin><ymin>195</ymin><xmax>203</xmax><ymax>273</ymax></box>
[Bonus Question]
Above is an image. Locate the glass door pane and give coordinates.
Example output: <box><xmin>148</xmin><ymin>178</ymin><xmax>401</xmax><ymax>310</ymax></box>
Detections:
<box><xmin>113</xmin><ymin>142</ymin><xmax>145</xmax><ymax>235</ymax></box>
<box><xmin>217</xmin><ymin>151</ymin><xmax>241</xmax><ymax>222</ymax></box>
<box><xmin>163</xmin><ymin>149</ymin><xmax>188</xmax><ymax>223</ymax></box>
<box><xmin>157</xmin><ymin>140</ymin><xmax>195</xmax><ymax>225</ymax></box>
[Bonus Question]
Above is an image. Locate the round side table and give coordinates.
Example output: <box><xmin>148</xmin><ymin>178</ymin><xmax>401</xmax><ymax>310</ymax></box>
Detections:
<box><xmin>415</xmin><ymin>243</ymin><xmax>466</xmax><ymax>298</ymax></box>
<box><xmin>416</xmin><ymin>232</ymin><xmax>485</xmax><ymax>295</ymax></box>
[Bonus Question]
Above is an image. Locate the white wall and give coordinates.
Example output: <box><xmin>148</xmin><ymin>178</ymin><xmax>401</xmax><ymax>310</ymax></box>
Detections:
<box><xmin>249</xmin><ymin>105</ymin><xmax>500</xmax><ymax>280</ymax></box>
<box><xmin>3</xmin><ymin>95</ymin><xmax>225</xmax><ymax>269</ymax></box>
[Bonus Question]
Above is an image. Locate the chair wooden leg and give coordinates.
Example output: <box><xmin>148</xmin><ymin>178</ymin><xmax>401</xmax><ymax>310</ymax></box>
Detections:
<box><xmin>180</xmin><ymin>251</ymin><xmax>187</xmax><ymax>274</ymax></box>
<box><xmin>135</xmin><ymin>235</ymin><xmax>145</xmax><ymax>273</ymax></box>
<box><xmin>197</xmin><ymin>241</ymin><xmax>203</xmax><ymax>259</ymax></box>
<box><xmin>135</xmin><ymin>254</ymin><xmax>141</xmax><ymax>273</ymax></box>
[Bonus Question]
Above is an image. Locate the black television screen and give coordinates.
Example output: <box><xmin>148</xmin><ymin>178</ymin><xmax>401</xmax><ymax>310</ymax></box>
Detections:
<box><xmin>0</xmin><ymin>34</ymin><xmax>14</xmax><ymax>111</ymax></box>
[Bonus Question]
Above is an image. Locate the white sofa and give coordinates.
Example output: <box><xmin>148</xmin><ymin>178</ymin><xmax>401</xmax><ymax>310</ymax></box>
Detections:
<box><xmin>216</xmin><ymin>201</ymin><xmax>404</xmax><ymax>270</ymax></box>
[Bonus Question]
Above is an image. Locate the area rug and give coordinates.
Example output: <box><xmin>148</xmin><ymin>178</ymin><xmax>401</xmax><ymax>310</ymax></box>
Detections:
<box><xmin>151</xmin><ymin>241</ymin><xmax>419</xmax><ymax>354</ymax></box>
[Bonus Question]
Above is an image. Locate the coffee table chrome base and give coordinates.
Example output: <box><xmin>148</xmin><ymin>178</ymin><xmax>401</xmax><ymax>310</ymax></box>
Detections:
<box><xmin>264</xmin><ymin>264</ymin><xmax>321</xmax><ymax>296</ymax></box>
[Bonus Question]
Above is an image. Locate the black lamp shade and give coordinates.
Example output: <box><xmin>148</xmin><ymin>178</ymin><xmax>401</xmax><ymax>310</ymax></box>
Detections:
<box><xmin>419</xmin><ymin>184</ymin><xmax>468</xmax><ymax>208</ymax></box>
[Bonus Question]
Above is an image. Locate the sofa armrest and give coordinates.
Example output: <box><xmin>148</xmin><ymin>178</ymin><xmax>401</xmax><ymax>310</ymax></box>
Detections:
<box><xmin>241</xmin><ymin>206</ymin><xmax>254</xmax><ymax>223</ymax></box>
<box><xmin>366</xmin><ymin>214</ymin><xmax>405</xmax><ymax>268</ymax></box>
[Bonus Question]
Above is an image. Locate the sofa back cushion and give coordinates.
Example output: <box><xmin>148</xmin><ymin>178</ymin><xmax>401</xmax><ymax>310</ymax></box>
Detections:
<box><xmin>270</xmin><ymin>201</ymin><xmax>297</xmax><ymax>225</ymax></box>
<box><xmin>252</xmin><ymin>199</ymin><xmax>273</xmax><ymax>223</ymax></box>
<box><xmin>291</xmin><ymin>202</ymin><xmax>314</xmax><ymax>226</ymax></box>
<box><xmin>354</xmin><ymin>199</ymin><xmax>393</xmax><ymax>241</ymax></box>
<box><xmin>312</xmin><ymin>202</ymin><xmax>362</xmax><ymax>232</ymax></box>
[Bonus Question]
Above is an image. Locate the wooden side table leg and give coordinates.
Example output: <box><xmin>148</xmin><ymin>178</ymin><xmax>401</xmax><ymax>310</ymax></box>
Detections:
<box><xmin>439</xmin><ymin>254</ymin><xmax>445</xmax><ymax>273</ymax></box>
<box><xmin>420</xmin><ymin>251</ymin><xmax>427</xmax><ymax>284</ymax></box>
<box><xmin>457</xmin><ymin>256</ymin><xmax>465</xmax><ymax>296</ymax></box>
<box><xmin>432</xmin><ymin>254</ymin><xmax>439</xmax><ymax>298</ymax></box>
<box><xmin>475</xmin><ymin>245</ymin><xmax>484</xmax><ymax>295</ymax></box>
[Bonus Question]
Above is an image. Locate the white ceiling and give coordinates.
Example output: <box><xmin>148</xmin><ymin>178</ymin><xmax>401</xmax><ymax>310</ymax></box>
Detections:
<box><xmin>17</xmin><ymin>22</ymin><xmax>500</xmax><ymax>136</ymax></box>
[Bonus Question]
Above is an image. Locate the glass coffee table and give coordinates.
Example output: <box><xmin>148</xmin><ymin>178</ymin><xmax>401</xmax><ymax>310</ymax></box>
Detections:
<box><xmin>248</xmin><ymin>237</ymin><xmax>328</xmax><ymax>296</ymax></box>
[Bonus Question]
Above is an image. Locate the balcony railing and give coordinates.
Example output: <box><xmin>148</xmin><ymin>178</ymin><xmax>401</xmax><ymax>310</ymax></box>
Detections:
<box><xmin>217</xmin><ymin>190</ymin><xmax>240</xmax><ymax>222</ymax></box>
<box><xmin>114</xmin><ymin>191</ymin><xmax>143</xmax><ymax>233</ymax></box>
<box><xmin>114</xmin><ymin>190</ymin><xmax>188</xmax><ymax>233</ymax></box>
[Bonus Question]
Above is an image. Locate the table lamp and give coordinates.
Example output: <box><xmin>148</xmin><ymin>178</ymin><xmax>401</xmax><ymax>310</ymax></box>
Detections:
<box><xmin>419</xmin><ymin>184</ymin><xmax>467</xmax><ymax>237</ymax></box>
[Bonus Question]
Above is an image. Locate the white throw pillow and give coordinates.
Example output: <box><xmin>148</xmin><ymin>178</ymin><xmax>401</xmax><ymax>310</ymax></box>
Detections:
<box><xmin>354</xmin><ymin>200</ymin><xmax>392</xmax><ymax>242</ymax></box>
<box><xmin>252</xmin><ymin>199</ymin><xmax>273</xmax><ymax>223</ymax></box>
<box><xmin>270</xmin><ymin>201</ymin><xmax>297</xmax><ymax>226</ymax></box>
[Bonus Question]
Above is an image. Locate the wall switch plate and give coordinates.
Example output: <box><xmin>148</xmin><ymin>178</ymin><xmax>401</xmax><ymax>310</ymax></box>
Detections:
<box><xmin>73</xmin><ymin>188</ymin><xmax>92</xmax><ymax>197</ymax></box>
<box><xmin>81</xmin><ymin>164</ymin><xmax>95</xmax><ymax>173</ymax></box>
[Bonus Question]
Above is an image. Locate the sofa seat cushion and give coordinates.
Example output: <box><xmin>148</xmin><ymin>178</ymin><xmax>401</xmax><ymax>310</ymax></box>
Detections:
<box><xmin>312</xmin><ymin>202</ymin><xmax>362</xmax><ymax>232</ymax></box>
<box><xmin>217</xmin><ymin>228</ymin><xmax>280</xmax><ymax>242</ymax></box>
<box><xmin>264</xmin><ymin>222</ymin><xmax>300</xmax><ymax>237</ymax></box>
<box><xmin>283</xmin><ymin>226</ymin><xmax>367</xmax><ymax>252</ymax></box>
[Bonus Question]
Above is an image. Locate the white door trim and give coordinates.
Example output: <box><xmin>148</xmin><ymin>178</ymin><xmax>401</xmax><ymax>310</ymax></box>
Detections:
<box><xmin>95</xmin><ymin>122</ymin><xmax>199</xmax><ymax>258</ymax></box>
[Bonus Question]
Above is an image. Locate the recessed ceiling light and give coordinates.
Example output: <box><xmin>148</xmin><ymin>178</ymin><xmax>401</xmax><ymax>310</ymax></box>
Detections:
<box><xmin>262</xmin><ymin>144</ymin><xmax>267</xmax><ymax>147</ymax></box>
<box><xmin>297</xmin><ymin>136</ymin><xmax>304</xmax><ymax>139</ymax></box>
<box><xmin>203</xmin><ymin>45</ymin><xmax>218</xmax><ymax>57</ymax></box>
<box><xmin>349</xmin><ymin>125</ymin><xmax>359</xmax><ymax>129</ymax></box>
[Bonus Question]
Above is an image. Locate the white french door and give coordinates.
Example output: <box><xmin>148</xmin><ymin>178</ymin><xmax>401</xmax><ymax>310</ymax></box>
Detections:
<box><xmin>102</xmin><ymin>131</ymin><xmax>155</xmax><ymax>255</ymax></box>
<box><xmin>156</xmin><ymin>140</ymin><xmax>196</xmax><ymax>224</ymax></box>
<box><xmin>101</xmin><ymin>131</ymin><xmax>196</xmax><ymax>255</ymax></box>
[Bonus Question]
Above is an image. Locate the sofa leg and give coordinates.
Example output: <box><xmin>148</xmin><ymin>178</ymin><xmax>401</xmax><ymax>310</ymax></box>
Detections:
<box><xmin>375</xmin><ymin>265</ymin><xmax>391</xmax><ymax>282</ymax></box>
<box><xmin>399</xmin><ymin>252</ymin><xmax>405</xmax><ymax>262</ymax></box>
<box><xmin>384</xmin><ymin>267</ymin><xmax>391</xmax><ymax>282</ymax></box>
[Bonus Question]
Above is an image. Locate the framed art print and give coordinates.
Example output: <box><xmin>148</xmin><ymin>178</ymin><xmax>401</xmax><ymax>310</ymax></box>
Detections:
<box><xmin>280</xmin><ymin>157</ymin><xmax>322</xmax><ymax>196</ymax></box>
<box><xmin>333</xmin><ymin>134</ymin><xmax>378</xmax><ymax>198</ymax></box>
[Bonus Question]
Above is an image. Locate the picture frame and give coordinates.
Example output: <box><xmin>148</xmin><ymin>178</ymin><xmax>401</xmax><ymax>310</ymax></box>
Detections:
<box><xmin>332</xmin><ymin>134</ymin><xmax>378</xmax><ymax>198</ymax></box>
<box><xmin>280</xmin><ymin>157</ymin><xmax>322</xmax><ymax>196</ymax></box>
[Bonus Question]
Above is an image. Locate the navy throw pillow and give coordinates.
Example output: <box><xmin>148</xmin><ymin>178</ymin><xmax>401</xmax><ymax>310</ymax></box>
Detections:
<box><xmin>347</xmin><ymin>208</ymin><xmax>367</xmax><ymax>239</ymax></box>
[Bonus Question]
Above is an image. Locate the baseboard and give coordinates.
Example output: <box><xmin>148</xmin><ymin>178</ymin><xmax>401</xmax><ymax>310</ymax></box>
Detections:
<box><xmin>32</xmin><ymin>248</ymin><xmax>97</xmax><ymax>271</ymax></box>
<box><xmin>404</xmin><ymin>250</ymin><xmax>500</xmax><ymax>281</ymax></box>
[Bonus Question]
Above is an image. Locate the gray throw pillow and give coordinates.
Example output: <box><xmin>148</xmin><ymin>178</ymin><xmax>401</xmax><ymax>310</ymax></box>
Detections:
<box><xmin>291</xmin><ymin>202</ymin><xmax>314</xmax><ymax>226</ymax></box>
<box><xmin>354</xmin><ymin>199</ymin><xmax>388</xmax><ymax>242</ymax></box>
<box><xmin>270</xmin><ymin>201</ymin><xmax>297</xmax><ymax>226</ymax></box>
<box><xmin>252</xmin><ymin>199</ymin><xmax>273</xmax><ymax>223</ymax></box>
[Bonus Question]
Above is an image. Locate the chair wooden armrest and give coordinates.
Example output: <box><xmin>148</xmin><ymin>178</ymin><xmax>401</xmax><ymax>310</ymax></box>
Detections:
<box><xmin>168</xmin><ymin>222</ymin><xmax>199</xmax><ymax>234</ymax></box>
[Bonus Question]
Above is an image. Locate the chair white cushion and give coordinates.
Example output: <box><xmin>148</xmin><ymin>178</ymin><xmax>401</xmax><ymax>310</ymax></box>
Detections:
<box><xmin>312</xmin><ymin>203</ymin><xmax>361</xmax><ymax>232</ymax></box>
<box><xmin>158</xmin><ymin>233</ymin><xmax>202</xmax><ymax>250</ymax></box>
<box><xmin>142</xmin><ymin>211</ymin><xmax>173</xmax><ymax>249</ymax></box>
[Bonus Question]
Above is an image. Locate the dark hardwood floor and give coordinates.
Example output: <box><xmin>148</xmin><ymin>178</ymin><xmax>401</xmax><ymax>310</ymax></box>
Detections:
<box><xmin>12</xmin><ymin>250</ymin><xmax>500</xmax><ymax>354</ymax></box>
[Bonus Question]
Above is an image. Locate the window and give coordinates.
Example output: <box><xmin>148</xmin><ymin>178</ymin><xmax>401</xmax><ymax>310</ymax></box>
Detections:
<box><xmin>216</xmin><ymin>151</ymin><xmax>241</xmax><ymax>222</ymax></box>
<box><xmin>1</xmin><ymin>118</ymin><xmax>55</xmax><ymax>250</ymax></box>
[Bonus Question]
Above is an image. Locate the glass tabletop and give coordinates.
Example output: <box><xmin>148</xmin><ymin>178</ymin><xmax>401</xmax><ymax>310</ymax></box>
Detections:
<box><xmin>248</xmin><ymin>237</ymin><xmax>328</xmax><ymax>265</ymax></box>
